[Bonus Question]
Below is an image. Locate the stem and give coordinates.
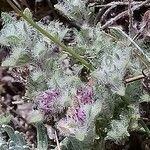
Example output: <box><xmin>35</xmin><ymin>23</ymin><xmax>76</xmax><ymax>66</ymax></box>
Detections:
<box><xmin>139</xmin><ymin>118</ymin><xmax>150</xmax><ymax>138</ymax></box>
<box><xmin>125</xmin><ymin>74</ymin><xmax>145</xmax><ymax>83</ymax></box>
<box><xmin>55</xmin><ymin>130</ymin><xmax>61</xmax><ymax>150</ymax></box>
<box><xmin>125</xmin><ymin>69</ymin><xmax>149</xmax><ymax>84</ymax></box>
<box><xmin>7</xmin><ymin>0</ymin><xmax>94</xmax><ymax>70</ymax></box>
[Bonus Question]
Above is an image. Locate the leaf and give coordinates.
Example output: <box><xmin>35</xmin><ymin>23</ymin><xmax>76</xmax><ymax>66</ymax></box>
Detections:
<box><xmin>125</xmin><ymin>80</ymin><xmax>143</xmax><ymax>102</ymax></box>
<box><xmin>2</xmin><ymin>125</ymin><xmax>30</xmax><ymax>150</ymax></box>
<box><xmin>27</xmin><ymin>110</ymin><xmax>44</xmax><ymax>123</ymax></box>
<box><xmin>15</xmin><ymin>53</ymin><xmax>32</xmax><ymax>65</ymax></box>
<box><xmin>55</xmin><ymin>137</ymin><xmax>89</xmax><ymax>150</ymax></box>
<box><xmin>1</xmin><ymin>12</ymin><xmax>15</xmax><ymax>24</ymax></box>
<box><xmin>23</xmin><ymin>8</ymin><xmax>32</xmax><ymax>19</ymax></box>
<box><xmin>1</xmin><ymin>47</ymin><xmax>30</xmax><ymax>66</ymax></box>
<box><xmin>36</xmin><ymin>122</ymin><xmax>48</xmax><ymax>150</ymax></box>
<box><xmin>0</xmin><ymin>114</ymin><xmax>11</xmax><ymax>125</ymax></box>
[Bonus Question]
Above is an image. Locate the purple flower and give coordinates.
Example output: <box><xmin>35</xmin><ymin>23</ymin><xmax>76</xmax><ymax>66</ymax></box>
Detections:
<box><xmin>76</xmin><ymin>86</ymin><xmax>94</xmax><ymax>105</ymax></box>
<box><xmin>35</xmin><ymin>89</ymin><xmax>60</xmax><ymax>115</ymax></box>
<box><xmin>68</xmin><ymin>107</ymin><xmax>86</xmax><ymax>125</ymax></box>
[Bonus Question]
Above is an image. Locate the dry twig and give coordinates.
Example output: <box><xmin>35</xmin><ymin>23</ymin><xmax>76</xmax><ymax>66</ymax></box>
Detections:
<box><xmin>55</xmin><ymin>130</ymin><xmax>61</xmax><ymax>150</ymax></box>
<box><xmin>100</xmin><ymin>5</ymin><xmax>116</xmax><ymax>24</ymax></box>
<box><xmin>89</xmin><ymin>1</ymin><xmax>150</xmax><ymax>8</ymax></box>
<box><xmin>101</xmin><ymin>0</ymin><xmax>150</xmax><ymax>29</ymax></box>
<box><xmin>125</xmin><ymin>74</ymin><xmax>145</xmax><ymax>84</ymax></box>
<box><xmin>128</xmin><ymin>0</ymin><xmax>133</xmax><ymax>36</ymax></box>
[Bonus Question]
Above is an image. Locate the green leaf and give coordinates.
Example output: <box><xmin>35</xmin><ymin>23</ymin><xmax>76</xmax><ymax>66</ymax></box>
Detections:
<box><xmin>23</xmin><ymin>8</ymin><xmax>32</xmax><ymax>19</ymax></box>
<box><xmin>125</xmin><ymin>80</ymin><xmax>143</xmax><ymax>102</ymax></box>
<box><xmin>2</xmin><ymin>125</ymin><xmax>30</xmax><ymax>150</ymax></box>
<box><xmin>0</xmin><ymin>114</ymin><xmax>11</xmax><ymax>125</ymax></box>
<box><xmin>27</xmin><ymin>110</ymin><xmax>44</xmax><ymax>123</ymax></box>
<box><xmin>1</xmin><ymin>12</ymin><xmax>15</xmax><ymax>24</ymax></box>
<box><xmin>56</xmin><ymin>137</ymin><xmax>87</xmax><ymax>150</ymax></box>
<box><xmin>36</xmin><ymin>122</ymin><xmax>48</xmax><ymax>150</ymax></box>
<box><xmin>16</xmin><ymin>53</ymin><xmax>32</xmax><ymax>65</ymax></box>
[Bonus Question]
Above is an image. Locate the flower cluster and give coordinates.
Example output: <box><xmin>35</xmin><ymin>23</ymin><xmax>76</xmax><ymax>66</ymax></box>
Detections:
<box><xmin>76</xmin><ymin>86</ymin><xmax>94</xmax><ymax>105</ymax></box>
<box><xmin>68</xmin><ymin>106</ymin><xmax>87</xmax><ymax>125</ymax></box>
<box><xmin>57</xmin><ymin>85</ymin><xmax>95</xmax><ymax>139</ymax></box>
<box><xmin>35</xmin><ymin>89</ymin><xmax>61</xmax><ymax>115</ymax></box>
<box><xmin>57</xmin><ymin>105</ymin><xmax>90</xmax><ymax>138</ymax></box>
<box><xmin>70</xmin><ymin>85</ymin><xmax>94</xmax><ymax>124</ymax></box>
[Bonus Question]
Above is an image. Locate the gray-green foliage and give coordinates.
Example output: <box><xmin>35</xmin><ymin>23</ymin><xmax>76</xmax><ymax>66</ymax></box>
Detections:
<box><xmin>36</xmin><ymin>123</ymin><xmax>48</xmax><ymax>150</ymax></box>
<box><xmin>0</xmin><ymin>0</ymin><xmax>149</xmax><ymax>149</ymax></box>
<box><xmin>0</xmin><ymin>114</ymin><xmax>11</xmax><ymax>125</ymax></box>
<box><xmin>0</xmin><ymin>125</ymin><xmax>30</xmax><ymax>150</ymax></box>
<box><xmin>0</xmin><ymin>123</ymin><xmax>48</xmax><ymax>150</ymax></box>
<box><xmin>56</xmin><ymin>137</ymin><xmax>87</xmax><ymax>150</ymax></box>
<box><xmin>55</xmin><ymin>0</ymin><xmax>92</xmax><ymax>24</ymax></box>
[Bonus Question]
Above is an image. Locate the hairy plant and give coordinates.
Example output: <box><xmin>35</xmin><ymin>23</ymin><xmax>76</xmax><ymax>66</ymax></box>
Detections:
<box><xmin>0</xmin><ymin>0</ymin><xmax>150</xmax><ymax>149</ymax></box>
<box><xmin>0</xmin><ymin>115</ymin><xmax>48</xmax><ymax>150</ymax></box>
<box><xmin>0</xmin><ymin>125</ymin><xmax>30</xmax><ymax>150</ymax></box>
